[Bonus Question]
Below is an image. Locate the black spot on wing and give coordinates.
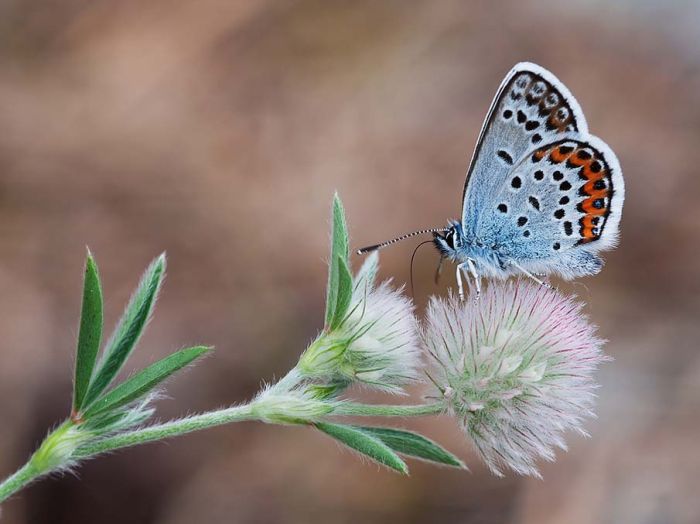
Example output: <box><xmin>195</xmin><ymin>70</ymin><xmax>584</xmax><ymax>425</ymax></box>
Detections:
<box><xmin>528</xmin><ymin>196</ymin><xmax>541</xmax><ymax>211</ymax></box>
<box><xmin>497</xmin><ymin>150</ymin><xmax>514</xmax><ymax>165</ymax></box>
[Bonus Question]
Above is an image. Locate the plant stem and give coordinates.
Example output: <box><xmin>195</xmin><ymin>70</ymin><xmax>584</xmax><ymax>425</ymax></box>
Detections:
<box><xmin>333</xmin><ymin>402</ymin><xmax>444</xmax><ymax>417</ymax></box>
<box><xmin>75</xmin><ymin>403</ymin><xmax>256</xmax><ymax>457</ymax></box>
<box><xmin>75</xmin><ymin>400</ymin><xmax>445</xmax><ymax>457</ymax></box>
<box><xmin>0</xmin><ymin>462</ymin><xmax>38</xmax><ymax>504</ymax></box>
<box><xmin>0</xmin><ymin>394</ymin><xmax>444</xmax><ymax>503</ymax></box>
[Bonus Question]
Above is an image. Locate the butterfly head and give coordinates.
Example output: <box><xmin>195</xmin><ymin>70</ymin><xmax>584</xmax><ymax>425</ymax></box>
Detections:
<box><xmin>433</xmin><ymin>221</ymin><xmax>464</xmax><ymax>260</ymax></box>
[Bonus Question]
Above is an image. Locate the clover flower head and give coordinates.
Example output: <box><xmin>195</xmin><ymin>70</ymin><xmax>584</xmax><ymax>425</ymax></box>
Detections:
<box><xmin>424</xmin><ymin>280</ymin><xmax>608</xmax><ymax>477</ymax></box>
<box><xmin>299</xmin><ymin>252</ymin><xmax>421</xmax><ymax>394</ymax></box>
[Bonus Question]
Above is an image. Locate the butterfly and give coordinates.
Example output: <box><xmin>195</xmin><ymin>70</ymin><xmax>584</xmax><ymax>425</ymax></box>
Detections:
<box><xmin>358</xmin><ymin>62</ymin><xmax>625</xmax><ymax>299</ymax></box>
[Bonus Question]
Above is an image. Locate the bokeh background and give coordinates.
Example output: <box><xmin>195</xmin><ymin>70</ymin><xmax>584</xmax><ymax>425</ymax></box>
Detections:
<box><xmin>1</xmin><ymin>1</ymin><xmax>699</xmax><ymax>523</ymax></box>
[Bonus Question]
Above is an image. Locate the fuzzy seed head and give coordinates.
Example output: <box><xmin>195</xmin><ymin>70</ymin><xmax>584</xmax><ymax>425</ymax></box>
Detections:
<box><xmin>424</xmin><ymin>280</ymin><xmax>608</xmax><ymax>477</ymax></box>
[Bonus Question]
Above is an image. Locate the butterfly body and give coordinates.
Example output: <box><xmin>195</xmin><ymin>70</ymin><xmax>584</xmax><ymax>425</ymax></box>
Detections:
<box><xmin>433</xmin><ymin>63</ymin><xmax>624</xmax><ymax>291</ymax></box>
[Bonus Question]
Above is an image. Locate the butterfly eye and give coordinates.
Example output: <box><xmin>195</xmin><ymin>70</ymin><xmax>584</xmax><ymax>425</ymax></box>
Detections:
<box><xmin>444</xmin><ymin>230</ymin><xmax>454</xmax><ymax>248</ymax></box>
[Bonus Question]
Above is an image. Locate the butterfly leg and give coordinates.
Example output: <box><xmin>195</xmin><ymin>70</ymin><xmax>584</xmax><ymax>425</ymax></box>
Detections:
<box><xmin>466</xmin><ymin>258</ymin><xmax>481</xmax><ymax>299</ymax></box>
<box><xmin>455</xmin><ymin>263</ymin><xmax>467</xmax><ymax>301</ymax></box>
<box><xmin>510</xmin><ymin>261</ymin><xmax>552</xmax><ymax>289</ymax></box>
<box><xmin>456</xmin><ymin>259</ymin><xmax>481</xmax><ymax>301</ymax></box>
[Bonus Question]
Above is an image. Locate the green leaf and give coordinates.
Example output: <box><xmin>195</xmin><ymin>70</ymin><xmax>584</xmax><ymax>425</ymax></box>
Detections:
<box><xmin>82</xmin><ymin>254</ymin><xmax>166</xmax><ymax>408</ymax></box>
<box><xmin>73</xmin><ymin>250</ymin><xmax>104</xmax><ymax>412</ymax></box>
<box><xmin>329</xmin><ymin>256</ymin><xmax>353</xmax><ymax>330</ymax></box>
<box><xmin>84</xmin><ymin>346</ymin><xmax>210</xmax><ymax>417</ymax></box>
<box><xmin>316</xmin><ymin>422</ymin><xmax>408</xmax><ymax>474</ymax></box>
<box><xmin>325</xmin><ymin>263</ymin><xmax>339</xmax><ymax>329</ymax></box>
<box><xmin>324</xmin><ymin>194</ymin><xmax>350</xmax><ymax>329</ymax></box>
<box><xmin>355</xmin><ymin>426</ymin><xmax>466</xmax><ymax>468</ymax></box>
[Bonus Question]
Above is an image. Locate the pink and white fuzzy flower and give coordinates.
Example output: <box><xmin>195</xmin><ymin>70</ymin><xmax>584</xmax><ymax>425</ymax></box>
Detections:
<box><xmin>423</xmin><ymin>280</ymin><xmax>609</xmax><ymax>477</ymax></box>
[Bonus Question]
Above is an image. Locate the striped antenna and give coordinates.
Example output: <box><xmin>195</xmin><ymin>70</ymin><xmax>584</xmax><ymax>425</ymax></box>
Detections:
<box><xmin>356</xmin><ymin>227</ymin><xmax>450</xmax><ymax>254</ymax></box>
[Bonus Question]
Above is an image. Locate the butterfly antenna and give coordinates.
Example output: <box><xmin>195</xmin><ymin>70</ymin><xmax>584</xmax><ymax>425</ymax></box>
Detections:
<box><xmin>409</xmin><ymin>240</ymin><xmax>435</xmax><ymax>298</ymax></box>
<box><xmin>357</xmin><ymin>228</ymin><xmax>449</xmax><ymax>255</ymax></box>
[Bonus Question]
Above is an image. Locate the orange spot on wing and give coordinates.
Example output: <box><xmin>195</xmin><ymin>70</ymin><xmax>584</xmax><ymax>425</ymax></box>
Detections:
<box><xmin>580</xmin><ymin>199</ymin><xmax>607</xmax><ymax>215</ymax></box>
<box><xmin>549</xmin><ymin>148</ymin><xmax>570</xmax><ymax>164</ymax></box>
<box><xmin>567</xmin><ymin>153</ymin><xmax>588</xmax><ymax>168</ymax></box>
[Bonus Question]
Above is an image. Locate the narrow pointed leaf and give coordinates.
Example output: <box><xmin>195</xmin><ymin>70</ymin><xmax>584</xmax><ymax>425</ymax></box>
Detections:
<box><xmin>325</xmin><ymin>194</ymin><xmax>349</xmax><ymax>328</ymax></box>
<box><xmin>82</xmin><ymin>254</ymin><xmax>166</xmax><ymax>407</ymax></box>
<box><xmin>73</xmin><ymin>251</ymin><xmax>104</xmax><ymax>411</ymax></box>
<box><xmin>316</xmin><ymin>422</ymin><xmax>408</xmax><ymax>474</ymax></box>
<box><xmin>325</xmin><ymin>261</ymin><xmax>339</xmax><ymax>328</ymax></box>
<box><xmin>329</xmin><ymin>256</ymin><xmax>352</xmax><ymax>330</ymax></box>
<box><xmin>356</xmin><ymin>426</ymin><xmax>466</xmax><ymax>468</ymax></box>
<box><xmin>84</xmin><ymin>346</ymin><xmax>210</xmax><ymax>417</ymax></box>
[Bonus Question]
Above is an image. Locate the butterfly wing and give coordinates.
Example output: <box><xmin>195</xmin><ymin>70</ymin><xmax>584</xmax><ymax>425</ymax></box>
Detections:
<box><xmin>462</xmin><ymin>63</ymin><xmax>588</xmax><ymax>233</ymax></box>
<box><xmin>479</xmin><ymin>134</ymin><xmax>624</xmax><ymax>278</ymax></box>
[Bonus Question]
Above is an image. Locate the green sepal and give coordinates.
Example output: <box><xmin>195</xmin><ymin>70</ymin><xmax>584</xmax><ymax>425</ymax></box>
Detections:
<box><xmin>315</xmin><ymin>422</ymin><xmax>408</xmax><ymax>474</ymax></box>
<box><xmin>306</xmin><ymin>379</ymin><xmax>351</xmax><ymax>400</ymax></box>
<box><xmin>73</xmin><ymin>250</ymin><xmax>104</xmax><ymax>412</ymax></box>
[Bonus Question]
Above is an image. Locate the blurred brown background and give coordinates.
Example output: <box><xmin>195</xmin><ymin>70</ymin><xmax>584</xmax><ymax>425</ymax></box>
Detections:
<box><xmin>0</xmin><ymin>1</ymin><xmax>699</xmax><ymax>523</ymax></box>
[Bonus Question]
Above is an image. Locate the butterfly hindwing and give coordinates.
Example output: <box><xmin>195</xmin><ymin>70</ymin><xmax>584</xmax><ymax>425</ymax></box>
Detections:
<box><xmin>479</xmin><ymin>134</ymin><xmax>624</xmax><ymax>277</ymax></box>
<box><xmin>462</xmin><ymin>63</ymin><xmax>588</xmax><ymax>231</ymax></box>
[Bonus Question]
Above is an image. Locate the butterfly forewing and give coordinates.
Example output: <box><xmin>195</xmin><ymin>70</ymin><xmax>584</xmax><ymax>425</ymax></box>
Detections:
<box><xmin>462</xmin><ymin>63</ymin><xmax>588</xmax><ymax>231</ymax></box>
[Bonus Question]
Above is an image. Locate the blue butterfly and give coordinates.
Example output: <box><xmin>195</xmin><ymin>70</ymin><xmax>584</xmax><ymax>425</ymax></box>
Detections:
<box><xmin>358</xmin><ymin>62</ymin><xmax>625</xmax><ymax>299</ymax></box>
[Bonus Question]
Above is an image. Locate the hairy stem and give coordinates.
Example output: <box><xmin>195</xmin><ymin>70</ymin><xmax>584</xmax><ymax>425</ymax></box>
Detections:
<box><xmin>0</xmin><ymin>380</ymin><xmax>444</xmax><ymax>504</ymax></box>
<box><xmin>75</xmin><ymin>404</ymin><xmax>257</xmax><ymax>457</ymax></box>
<box><xmin>0</xmin><ymin>463</ymin><xmax>39</xmax><ymax>504</ymax></box>
<box><xmin>333</xmin><ymin>402</ymin><xmax>444</xmax><ymax>417</ymax></box>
